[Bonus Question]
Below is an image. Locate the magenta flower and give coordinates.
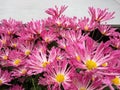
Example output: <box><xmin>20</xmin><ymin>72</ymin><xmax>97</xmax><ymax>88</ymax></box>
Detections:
<box><xmin>0</xmin><ymin>69</ymin><xmax>12</xmax><ymax>86</ymax></box>
<box><xmin>78</xmin><ymin>17</ymin><xmax>96</xmax><ymax>31</ymax></box>
<box><xmin>39</xmin><ymin>60</ymin><xmax>74</xmax><ymax>90</ymax></box>
<box><xmin>41</xmin><ymin>30</ymin><xmax>57</xmax><ymax>43</ymax></box>
<box><xmin>9</xmin><ymin>85</ymin><xmax>24</xmax><ymax>90</ymax></box>
<box><xmin>88</xmin><ymin>7</ymin><xmax>115</xmax><ymax>23</ymax></box>
<box><xmin>67</xmin><ymin>37</ymin><xmax>118</xmax><ymax>73</ymax></box>
<box><xmin>11</xmin><ymin>66</ymin><xmax>27</xmax><ymax>78</ymax></box>
<box><xmin>72</xmin><ymin>72</ymin><xmax>102</xmax><ymax>90</ymax></box>
<box><xmin>19</xmin><ymin>42</ymin><xmax>34</xmax><ymax>56</ymax></box>
<box><xmin>45</xmin><ymin>5</ymin><xmax>68</xmax><ymax>18</ymax></box>
<box><xmin>109</xmin><ymin>35</ymin><xmax>120</xmax><ymax>49</ymax></box>
<box><xmin>0</xmin><ymin>19</ymin><xmax>22</xmax><ymax>35</ymax></box>
<box><xmin>27</xmin><ymin>45</ymin><xmax>56</xmax><ymax>75</ymax></box>
<box><xmin>8</xmin><ymin>50</ymin><xmax>25</xmax><ymax>67</ymax></box>
<box><xmin>98</xmin><ymin>24</ymin><xmax>117</xmax><ymax>36</ymax></box>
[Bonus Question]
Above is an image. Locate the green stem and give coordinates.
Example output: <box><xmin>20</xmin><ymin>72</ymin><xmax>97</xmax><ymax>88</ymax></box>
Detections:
<box><xmin>32</xmin><ymin>78</ymin><xmax>36</xmax><ymax>90</ymax></box>
<box><xmin>97</xmin><ymin>35</ymin><xmax>103</xmax><ymax>42</ymax></box>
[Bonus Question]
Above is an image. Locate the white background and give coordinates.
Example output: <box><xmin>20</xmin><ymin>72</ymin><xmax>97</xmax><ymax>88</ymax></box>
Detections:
<box><xmin>0</xmin><ymin>0</ymin><xmax>120</xmax><ymax>24</ymax></box>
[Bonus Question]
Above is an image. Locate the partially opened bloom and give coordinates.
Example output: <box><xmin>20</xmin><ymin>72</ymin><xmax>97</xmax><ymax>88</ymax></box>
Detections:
<box><xmin>0</xmin><ymin>19</ymin><xmax>22</xmax><ymax>35</ymax></box>
<box><xmin>11</xmin><ymin>66</ymin><xmax>27</xmax><ymax>78</ymax></box>
<box><xmin>39</xmin><ymin>60</ymin><xmax>74</xmax><ymax>90</ymax></box>
<box><xmin>25</xmin><ymin>20</ymin><xmax>43</xmax><ymax>35</ymax></box>
<box><xmin>88</xmin><ymin>7</ymin><xmax>115</xmax><ymax>23</ymax></box>
<box><xmin>78</xmin><ymin>17</ymin><xmax>96</xmax><ymax>31</ymax></box>
<box><xmin>98</xmin><ymin>24</ymin><xmax>117</xmax><ymax>36</ymax></box>
<box><xmin>41</xmin><ymin>30</ymin><xmax>57</xmax><ymax>43</ymax></box>
<box><xmin>109</xmin><ymin>34</ymin><xmax>120</xmax><ymax>49</ymax></box>
<box><xmin>45</xmin><ymin>5</ymin><xmax>68</xmax><ymax>18</ymax></box>
<box><xmin>0</xmin><ymin>69</ymin><xmax>12</xmax><ymax>86</ymax></box>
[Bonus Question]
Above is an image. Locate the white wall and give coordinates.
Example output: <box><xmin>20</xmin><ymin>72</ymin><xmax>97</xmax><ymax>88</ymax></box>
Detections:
<box><xmin>0</xmin><ymin>0</ymin><xmax>120</xmax><ymax>24</ymax></box>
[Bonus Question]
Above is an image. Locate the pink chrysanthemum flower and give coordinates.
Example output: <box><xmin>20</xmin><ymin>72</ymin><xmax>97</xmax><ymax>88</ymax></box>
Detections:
<box><xmin>88</xmin><ymin>7</ymin><xmax>115</xmax><ymax>23</ymax></box>
<box><xmin>109</xmin><ymin>34</ymin><xmax>120</xmax><ymax>49</ymax></box>
<box><xmin>9</xmin><ymin>84</ymin><xmax>24</xmax><ymax>90</ymax></box>
<box><xmin>19</xmin><ymin>42</ymin><xmax>34</xmax><ymax>56</ymax></box>
<box><xmin>41</xmin><ymin>30</ymin><xmax>57</xmax><ymax>43</ymax></box>
<box><xmin>45</xmin><ymin>5</ymin><xmax>68</xmax><ymax>18</ymax></box>
<box><xmin>26</xmin><ymin>20</ymin><xmax>43</xmax><ymax>35</ymax></box>
<box><xmin>64</xmin><ymin>30</ymin><xmax>86</xmax><ymax>44</ymax></box>
<box><xmin>67</xmin><ymin>37</ymin><xmax>118</xmax><ymax>73</ymax></box>
<box><xmin>19</xmin><ymin>28</ymin><xmax>34</xmax><ymax>41</ymax></box>
<box><xmin>11</xmin><ymin>66</ymin><xmax>27</xmax><ymax>78</ymax></box>
<box><xmin>57</xmin><ymin>38</ymin><xmax>68</xmax><ymax>49</ymax></box>
<box><xmin>0</xmin><ymin>48</ymin><xmax>10</xmax><ymax>61</ymax></box>
<box><xmin>78</xmin><ymin>17</ymin><xmax>96</xmax><ymax>31</ymax></box>
<box><xmin>0</xmin><ymin>69</ymin><xmax>12</xmax><ymax>86</ymax></box>
<box><xmin>72</xmin><ymin>72</ymin><xmax>102</xmax><ymax>90</ymax></box>
<box><xmin>0</xmin><ymin>34</ymin><xmax>10</xmax><ymax>47</ymax></box>
<box><xmin>0</xmin><ymin>19</ymin><xmax>22</xmax><ymax>35</ymax></box>
<box><xmin>39</xmin><ymin>60</ymin><xmax>74</xmax><ymax>90</ymax></box>
<box><xmin>98</xmin><ymin>24</ymin><xmax>117</xmax><ymax>36</ymax></box>
<box><xmin>8</xmin><ymin>50</ymin><xmax>25</xmax><ymax>67</ymax></box>
<box><xmin>9</xmin><ymin>38</ymin><xmax>19</xmax><ymax>48</ymax></box>
<box><xmin>27</xmin><ymin>45</ymin><xmax>55</xmax><ymax>75</ymax></box>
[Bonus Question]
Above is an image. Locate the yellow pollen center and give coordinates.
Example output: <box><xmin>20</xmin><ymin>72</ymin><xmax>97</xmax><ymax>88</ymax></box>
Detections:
<box><xmin>1</xmin><ymin>40</ymin><xmax>6</xmax><ymax>44</ymax></box>
<box><xmin>42</xmin><ymin>61</ymin><xmax>50</xmax><ymax>68</ymax></box>
<box><xmin>0</xmin><ymin>79</ymin><xmax>3</xmax><ymax>85</ymax></box>
<box><xmin>14</xmin><ymin>59</ymin><xmax>21</xmax><ymax>66</ymax></box>
<box><xmin>79</xmin><ymin>87</ymin><xmax>86</xmax><ymax>90</ymax></box>
<box><xmin>85</xmin><ymin>60</ymin><xmax>97</xmax><ymax>70</ymax></box>
<box><xmin>56</xmin><ymin>56</ymin><xmax>61</xmax><ymax>60</ymax></box>
<box><xmin>84</xmin><ymin>25</ymin><xmax>89</xmax><ymax>31</ymax></box>
<box><xmin>55</xmin><ymin>73</ymin><xmax>65</xmax><ymax>83</ymax></box>
<box><xmin>2</xmin><ymin>55</ymin><xmax>8</xmax><ymax>60</ymax></box>
<box><xmin>76</xmin><ymin>55</ymin><xmax>81</xmax><ymax>61</ymax></box>
<box><xmin>8</xmin><ymin>31</ymin><xmax>11</xmax><ymax>35</ymax></box>
<box><xmin>112</xmin><ymin>76</ymin><xmax>120</xmax><ymax>86</ymax></box>
<box><xmin>21</xmin><ymin>69</ymin><xmax>27</xmax><ymax>75</ymax></box>
<box><xmin>25</xmin><ymin>50</ymin><xmax>31</xmax><ymax>56</ymax></box>
<box><xmin>56</xmin><ymin>21</ymin><xmax>61</xmax><ymax>26</ymax></box>
<box><xmin>95</xmin><ymin>18</ymin><xmax>101</xmax><ymax>22</ymax></box>
<box><xmin>45</xmin><ymin>38</ymin><xmax>50</xmax><ymax>42</ymax></box>
<box><xmin>12</xmin><ymin>43</ymin><xmax>17</xmax><ymax>48</ymax></box>
<box><xmin>102</xmin><ymin>62</ymin><xmax>108</xmax><ymax>67</ymax></box>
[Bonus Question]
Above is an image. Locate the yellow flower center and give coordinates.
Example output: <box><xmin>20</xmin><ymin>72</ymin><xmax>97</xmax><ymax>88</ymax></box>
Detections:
<box><xmin>42</xmin><ymin>61</ymin><xmax>50</xmax><ymax>68</ymax></box>
<box><xmin>21</xmin><ymin>69</ymin><xmax>27</xmax><ymax>75</ymax></box>
<box><xmin>1</xmin><ymin>40</ymin><xmax>6</xmax><ymax>44</ymax></box>
<box><xmin>25</xmin><ymin>49</ymin><xmax>31</xmax><ymax>56</ymax></box>
<box><xmin>56</xmin><ymin>21</ymin><xmax>61</xmax><ymax>26</ymax></box>
<box><xmin>84</xmin><ymin>25</ymin><xmax>89</xmax><ymax>31</ymax></box>
<box><xmin>45</xmin><ymin>38</ymin><xmax>50</xmax><ymax>43</ymax></box>
<box><xmin>112</xmin><ymin>76</ymin><xmax>120</xmax><ymax>86</ymax></box>
<box><xmin>8</xmin><ymin>31</ymin><xmax>11</xmax><ymax>35</ymax></box>
<box><xmin>95</xmin><ymin>18</ymin><xmax>101</xmax><ymax>22</ymax></box>
<box><xmin>0</xmin><ymin>79</ymin><xmax>3</xmax><ymax>85</ymax></box>
<box><xmin>85</xmin><ymin>60</ymin><xmax>97</xmax><ymax>70</ymax></box>
<box><xmin>76</xmin><ymin>55</ymin><xmax>81</xmax><ymax>61</ymax></box>
<box><xmin>79</xmin><ymin>87</ymin><xmax>86</xmax><ymax>90</ymax></box>
<box><xmin>2</xmin><ymin>55</ymin><xmax>8</xmax><ymax>60</ymax></box>
<box><xmin>14</xmin><ymin>59</ymin><xmax>21</xmax><ymax>66</ymax></box>
<box><xmin>102</xmin><ymin>62</ymin><xmax>108</xmax><ymax>67</ymax></box>
<box><xmin>12</xmin><ymin>43</ymin><xmax>17</xmax><ymax>48</ymax></box>
<box><xmin>56</xmin><ymin>56</ymin><xmax>61</xmax><ymax>60</ymax></box>
<box><xmin>55</xmin><ymin>73</ymin><xmax>65</xmax><ymax>83</ymax></box>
